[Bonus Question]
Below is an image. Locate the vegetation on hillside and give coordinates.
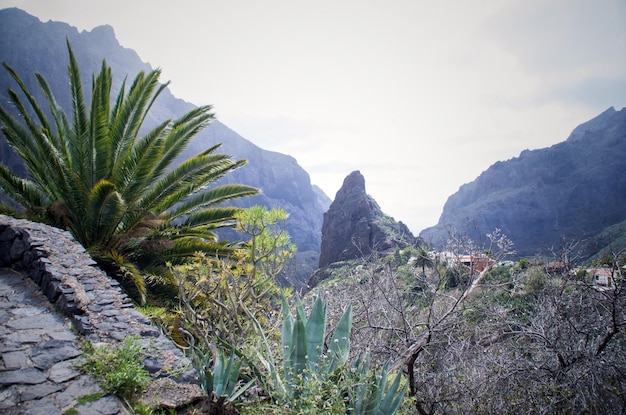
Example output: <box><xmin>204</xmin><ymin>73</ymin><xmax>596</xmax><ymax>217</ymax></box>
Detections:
<box><xmin>169</xmin><ymin>214</ymin><xmax>625</xmax><ymax>414</ymax></box>
<box><xmin>313</xmin><ymin>231</ymin><xmax>626</xmax><ymax>414</ymax></box>
<box><xmin>590</xmin><ymin>219</ymin><xmax>626</xmax><ymax>262</ymax></box>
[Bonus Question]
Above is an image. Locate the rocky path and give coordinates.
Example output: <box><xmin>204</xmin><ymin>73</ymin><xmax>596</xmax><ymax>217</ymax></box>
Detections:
<box><xmin>0</xmin><ymin>268</ymin><xmax>125</xmax><ymax>414</ymax></box>
<box><xmin>0</xmin><ymin>215</ymin><xmax>206</xmax><ymax>413</ymax></box>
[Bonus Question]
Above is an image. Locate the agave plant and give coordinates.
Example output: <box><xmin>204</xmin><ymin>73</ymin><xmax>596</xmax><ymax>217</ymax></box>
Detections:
<box><xmin>251</xmin><ymin>292</ymin><xmax>406</xmax><ymax>414</ymax></box>
<box><xmin>281</xmin><ymin>292</ymin><xmax>352</xmax><ymax>388</ymax></box>
<box><xmin>250</xmin><ymin>292</ymin><xmax>351</xmax><ymax>402</ymax></box>
<box><xmin>347</xmin><ymin>353</ymin><xmax>407</xmax><ymax>415</ymax></box>
<box><xmin>190</xmin><ymin>345</ymin><xmax>254</xmax><ymax>406</ymax></box>
<box><xmin>0</xmin><ymin>41</ymin><xmax>258</xmax><ymax>302</ymax></box>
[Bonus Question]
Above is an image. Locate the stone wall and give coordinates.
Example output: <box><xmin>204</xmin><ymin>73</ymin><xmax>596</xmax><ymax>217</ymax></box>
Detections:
<box><xmin>0</xmin><ymin>215</ymin><xmax>204</xmax><ymax>409</ymax></box>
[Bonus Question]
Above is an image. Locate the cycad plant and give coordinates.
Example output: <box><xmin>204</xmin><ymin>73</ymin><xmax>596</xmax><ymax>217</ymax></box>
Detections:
<box><xmin>0</xmin><ymin>41</ymin><xmax>258</xmax><ymax>302</ymax></box>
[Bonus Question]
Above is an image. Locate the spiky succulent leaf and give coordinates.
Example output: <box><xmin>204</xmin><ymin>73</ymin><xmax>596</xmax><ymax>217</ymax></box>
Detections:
<box><xmin>376</xmin><ymin>365</ymin><xmax>407</xmax><ymax>415</ymax></box>
<box><xmin>327</xmin><ymin>304</ymin><xmax>352</xmax><ymax>373</ymax></box>
<box><xmin>281</xmin><ymin>295</ymin><xmax>294</xmax><ymax>374</ymax></box>
<box><xmin>305</xmin><ymin>291</ymin><xmax>326</xmax><ymax>370</ymax></box>
<box><xmin>289</xmin><ymin>309</ymin><xmax>308</xmax><ymax>379</ymax></box>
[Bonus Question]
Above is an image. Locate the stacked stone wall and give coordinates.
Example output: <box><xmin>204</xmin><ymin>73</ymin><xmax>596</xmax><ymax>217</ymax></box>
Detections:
<box><xmin>0</xmin><ymin>215</ymin><xmax>204</xmax><ymax>410</ymax></box>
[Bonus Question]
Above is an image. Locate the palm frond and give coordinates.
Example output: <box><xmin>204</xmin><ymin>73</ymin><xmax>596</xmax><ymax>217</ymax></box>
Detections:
<box><xmin>109</xmin><ymin>70</ymin><xmax>163</xmax><ymax>171</ymax></box>
<box><xmin>0</xmin><ymin>164</ymin><xmax>48</xmax><ymax>211</ymax></box>
<box><xmin>181</xmin><ymin>207</ymin><xmax>244</xmax><ymax>229</ymax></box>
<box><xmin>169</xmin><ymin>184</ymin><xmax>259</xmax><ymax>221</ymax></box>
<box><xmin>81</xmin><ymin>180</ymin><xmax>126</xmax><ymax>247</ymax></box>
<box><xmin>151</xmin><ymin>105</ymin><xmax>214</xmax><ymax>177</ymax></box>
<box><xmin>0</xmin><ymin>96</ymin><xmax>46</xmax><ymax>169</ymax></box>
<box><xmin>23</xmin><ymin>126</ymin><xmax>77</xmax><ymax>205</ymax></box>
<box><xmin>137</xmin><ymin>155</ymin><xmax>228</xmax><ymax>213</ymax></box>
<box><xmin>35</xmin><ymin>72</ymin><xmax>73</xmax><ymax>162</ymax></box>
<box><xmin>100</xmin><ymin>249</ymin><xmax>147</xmax><ymax>305</ymax></box>
<box><xmin>115</xmin><ymin>119</ymin><xmax>170</xmax><ymax>201</ymax></box>
<box><xmin>138</xmin><ymin>237</ymin><xmax>238</xmax><ymax>266</ymax></box>
<box><xmin>0</xmin><ymin>97</ymin><xmax>74</xmax><ymax>209</ymax></box>
<box><xmin>153</xmin><ymin>157</ymin><xmax>250</xmax><ymax>215</ymax></box>
<box><xmin>66</xmin><ymin>39</ymin><xmax>90</xmax><ymax>175</ymax></box>
<box><xmin>91</xmin><ymin>61</ymin><xmax>113</xmax><ymax>184</ymax></box>
<box><xmin>1</xmin><ymin>63</ymin><xmax>52</xmax><ymax>135</ymax></box>
<box><xmin>2</xmin><ymin>89</ymin><xmax>57</xmax><ymax>180</ymax></box>
<box><xmin>0</xmin><ymin>202</ymin><xmax>20</xmax><ymax>216</ymax></box>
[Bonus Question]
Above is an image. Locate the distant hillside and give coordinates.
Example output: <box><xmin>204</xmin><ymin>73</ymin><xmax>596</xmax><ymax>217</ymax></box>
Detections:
<box><xmin>420</xmin><ymin>107</ymin><xmax>626</xmax><ymax>258</ymax></box>
<box><xmin>0</xmin><ymin>7</ymin><xmax>331</xmax><ymax>288</ymax></box>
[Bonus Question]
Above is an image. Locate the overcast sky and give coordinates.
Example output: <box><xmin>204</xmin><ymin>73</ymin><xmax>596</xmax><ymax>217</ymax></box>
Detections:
<box><xmin>1</xmin><ymin>0</ymin><xmax>625</xmax><ymax>234</ymax></box>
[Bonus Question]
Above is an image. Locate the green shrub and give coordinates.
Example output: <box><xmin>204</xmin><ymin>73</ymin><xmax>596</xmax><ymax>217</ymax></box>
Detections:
<box><xmin>79</xmin><ymin>336</ymin><xmax>150</xmax><ymax>402</ymax></box>
<box><xmin>484</xmin><ymin>265</ymin><xmax>512</xmax><ymax>285</ymax></box>
<box><xmin>518</xmin><ymin>258</ymin><xmax>531</xmax><ymax>270</ymax></box>
<box><xmin>575</xmin><ymin>268</ymin><xmax>589</xmax><ymax>282</ymax></box>
<box><xmin>444</xmin><ymin>266</ymin><xmax>469</xmax><ymax>289</ymax></box>
<box><xmin>526</xmin><ymin>267</ymin><xmax>547</xmax><ymax>294</ymax></box>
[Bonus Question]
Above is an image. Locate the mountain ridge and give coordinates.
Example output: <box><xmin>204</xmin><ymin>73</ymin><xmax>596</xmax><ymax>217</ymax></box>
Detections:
<box><xmin>0</xmin><ymin>7</ymin><xmax>330</xmax><ymax>289</ymax></box>
<box><xmin>4</xmin><ymin>7</ymin><xmax>625</xmax><ymax>271</ymax></box>
<box><xmin>420</xmin><ymin>106</ymin><xmax>626</xmax><ymax>257</ymax></box>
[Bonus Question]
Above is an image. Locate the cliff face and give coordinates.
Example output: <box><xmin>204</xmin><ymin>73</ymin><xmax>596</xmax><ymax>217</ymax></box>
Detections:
<box><xmin>318</xmin><ymin>171</ymin><xmax>417</xmax><ymax>268</ymax></box>
<box><xmin>420</xmin><ymin>107</ymin><xmax>626</xmax><ymax>257</ymax></box>
<box><xmin>0</xmin><ymin>8</ymin><xmax>331</xmax><ymax>288</ymax></box>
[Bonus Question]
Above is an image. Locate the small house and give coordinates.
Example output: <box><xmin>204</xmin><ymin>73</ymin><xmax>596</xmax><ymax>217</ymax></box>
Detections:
<box><xmin>458</xmin><ymin>254</ymin><xmax>490</xmax><ymax>275</ymax></box>
<box><xmin>588</xmin><ymin>268</ymin><xmax>614</xmax><ymax>288</ymax></box>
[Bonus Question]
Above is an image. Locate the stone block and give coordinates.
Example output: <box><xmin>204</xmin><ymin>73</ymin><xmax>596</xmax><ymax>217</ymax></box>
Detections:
<box><xmin>45</xmin><ymin>280</ymin><xmax>62</xmax><ymax>303</ymax></box>
<box><xmin>0</xmin><ymin>368</ymin><xmax>47</xmax><ymax>385</ymax></box>
<box><xmin>56</xmin><ymin>292</ymin><xmax>78</xmax><ymax>316</ymax></box>
<box><xmin>0</xmin><ymin>388</ymin><xmax>19</xmax><ymax>410</ymax></box>
<box><xmin>40</xmin><ymin>272</ymin><xmax>53</xmax><ymax>291</ymax></box>
<box><xmin>0</xmin><ymin>225</ymin><xmax>17</xmax><ymax>241</ymax></box>
<box><xmin>2</xmin><ymin>350</ymin><xmax>29</xmax><ymax>369</ymax></box>
<box><xmin>30</xmin><ymin>266</ymin><xmax>44</xmax><ymax>285</ymax></box>
<box><xmin>9</xmin><ymin>231</ymin><xmax>30</xmax><ymax>263</ymax></box>
<box><xmin>0</xmin><ymin>233</ymin><xmax>14</xmax><ymax>265</ymax></box>
<box><xmin>19</xmin><ymin>382</ymin><xmax>64</xmax><ymax>401</ymax></box>
<box><xmin>72</xmin><ymin>314</ymin><xmax>93</xmax><ymax>335</ymax></box>
<box><xmin>138</xmin><ymin>377</ymin><xmax>205</xmax><ymax>409</ymax></box>
<box><xmin>48</xmin><ymin>359</ymin><xmax>81</xmax><ymax>383</ymax></box>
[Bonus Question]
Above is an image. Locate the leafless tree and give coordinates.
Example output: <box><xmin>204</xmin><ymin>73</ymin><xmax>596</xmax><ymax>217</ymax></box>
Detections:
<box><xmin>320</xmin><ymin>230</ymin><xmax>626</xmax><ymax>414</ymax></box>
<box><xmin>406</xmin><ymin>243</ymin><xmax>626</xmax><ymax>414</ymax></box>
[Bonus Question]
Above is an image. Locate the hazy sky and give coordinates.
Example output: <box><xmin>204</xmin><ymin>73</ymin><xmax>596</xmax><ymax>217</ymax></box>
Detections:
<box><xmin>1</xmin><ymin>0</ymin><xmax>625</xmax><ymax>234</ymax></box>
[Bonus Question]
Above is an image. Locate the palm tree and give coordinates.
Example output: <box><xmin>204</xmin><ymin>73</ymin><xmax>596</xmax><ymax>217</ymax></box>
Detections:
<box><xmin>413</xmin><ymin>245</ymin><xmax>434</xmax><ymax>275</ymax></box>
<box><xmin>0</xmin><ymin>41</ymin><xmax>258</xmax><ymax>303</ymax></box>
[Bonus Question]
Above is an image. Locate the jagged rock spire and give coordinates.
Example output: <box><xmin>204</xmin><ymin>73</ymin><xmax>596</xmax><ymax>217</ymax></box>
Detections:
<box><xmin>318</xmin><ymin>170</ymin><xmax>416</xmax><ymax>269</ymax></box>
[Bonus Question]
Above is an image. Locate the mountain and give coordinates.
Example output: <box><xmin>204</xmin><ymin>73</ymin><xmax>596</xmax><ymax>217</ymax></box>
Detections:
<box><xmin>308</xmin><ymin>170</ymin><xmax>418</xmax><ymax>289</ymax></box>
<box><xmin>0</xmin><ymin>7</ymin><xmax>331</xmax><ymax>288</ymax></box>
<box><xmin>318</xmin><ymin>170</ymin><xmax>418</xmax><ymax>268</ymax></box>
<box><xmin>420</xmin><ymin>107</ymin><xmax>626</xmax><ymax>258</ymax></box>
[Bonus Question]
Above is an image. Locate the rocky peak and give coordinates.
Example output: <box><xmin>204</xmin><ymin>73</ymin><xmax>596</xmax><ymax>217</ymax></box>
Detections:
<box><xmin>317</xmin><ymin>171</ymin><xmax>417</xmax><ymax>269</ymax></box>
<box><xmin>335</xmin><ymin>169</ymin><xmax>367</xmax><ymax>201</ymax></box>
